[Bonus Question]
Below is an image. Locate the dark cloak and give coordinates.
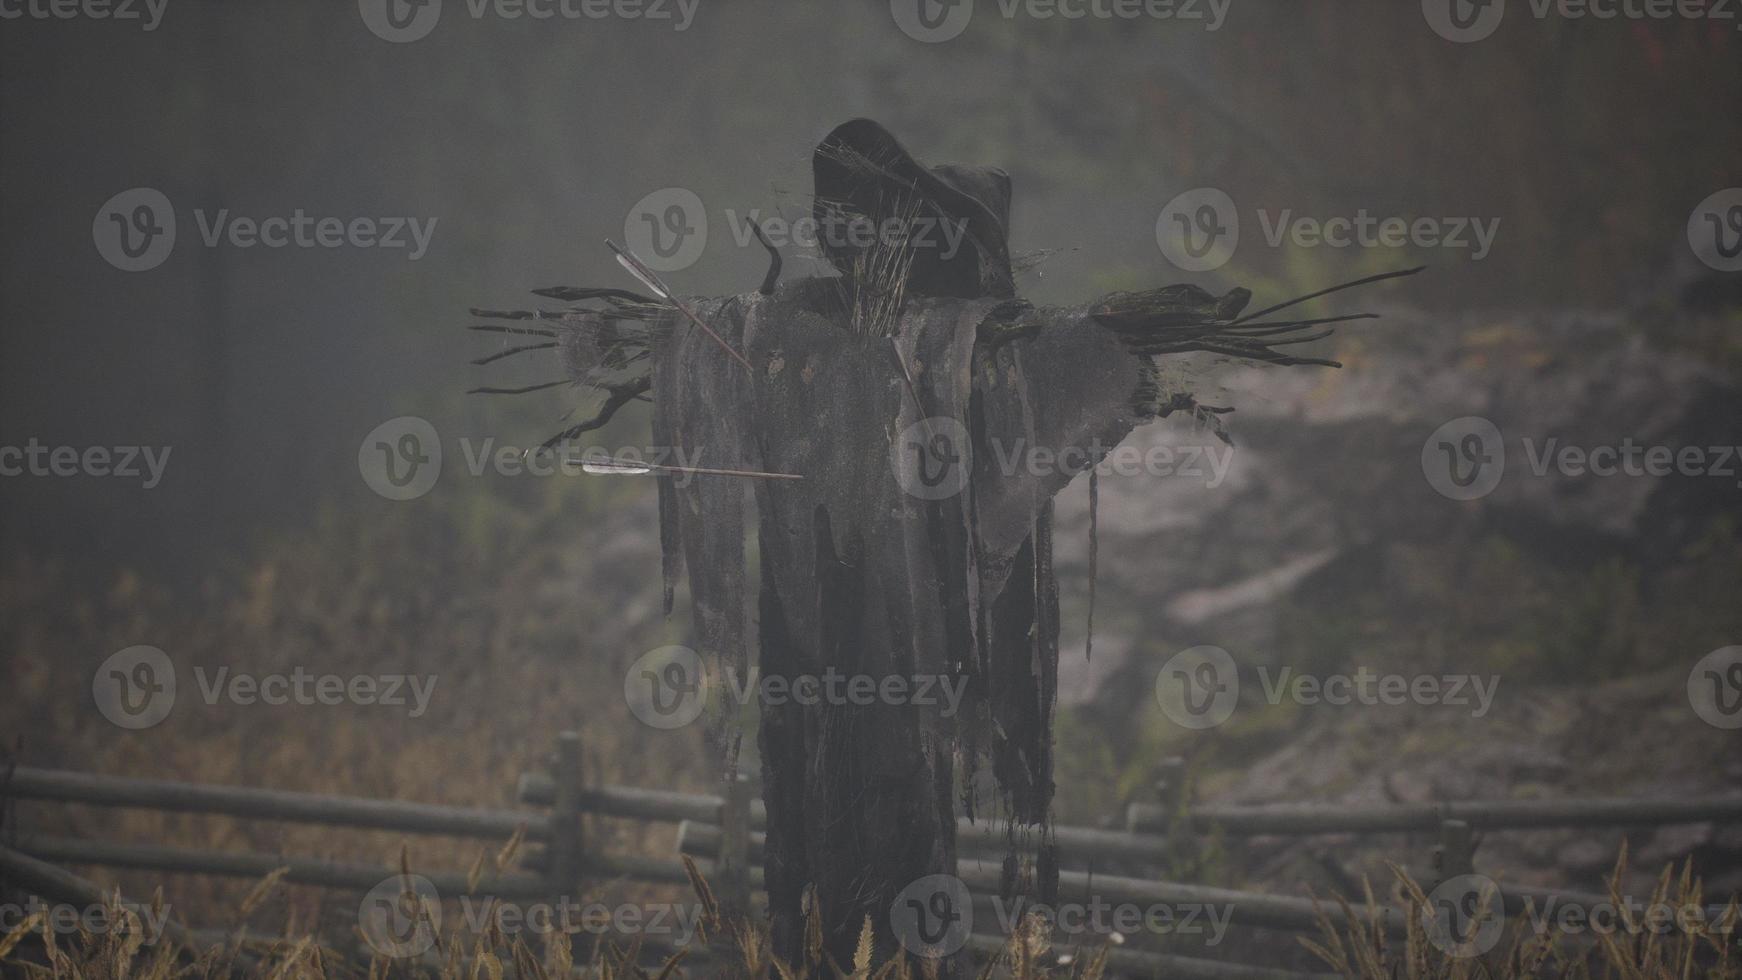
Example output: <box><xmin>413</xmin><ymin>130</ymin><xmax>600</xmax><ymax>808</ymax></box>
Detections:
<box><xmin>651</xmin><ymin>277</ymin><xmax>1155</xmax><ymax>966</ymax></box>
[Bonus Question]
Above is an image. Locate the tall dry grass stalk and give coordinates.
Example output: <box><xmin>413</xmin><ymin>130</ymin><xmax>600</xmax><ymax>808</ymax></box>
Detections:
<box><xmin>1302</xmin><ymin>842</ymin><xmax>1741</xmax><ymax>980</ymax></box>
<box><xmin>2</xmin><ymin>859</ymin><xmax>1131</xmax><ymax>979</ymax></box>
<box><xmin>841</xmin><ymin>194</ymin><xmax>921</xmax><ymax>340</ymax></box>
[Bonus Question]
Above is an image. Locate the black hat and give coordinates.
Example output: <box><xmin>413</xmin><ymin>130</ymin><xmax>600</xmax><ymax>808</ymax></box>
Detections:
<box><xmin>811</xmin><ymin>119</ymin><xmax>1015</xmax><ymax>300</ymax></box>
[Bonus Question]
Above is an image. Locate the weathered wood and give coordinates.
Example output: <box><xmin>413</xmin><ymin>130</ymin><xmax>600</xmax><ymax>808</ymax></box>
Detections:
<box><xmin>1126</xmin><ymin>796</ymin><xmax>1742</xmax><ymax>836</ymax></box>
<box><xmin>677</xmin><ymin>820</ymin><xmax>1400</xmax><ymax>935</ymax></box>
<box><xmin>716</xmin><ymin>773</ymin><xmax>752</xmax><ymax>912</ymax></box>
<box><xmin>681</xmin><ymin>819</ymin><xmax>1737</xmax><ymax>938</ymax></box>
<box><xmin>5</xmin><ymin>766</ymin><xmax>544</xmax><ymax>841</ymax></box>
<box><xmin>678</xmin><ymin>817</ymin><xmax>1173</xmax><ymax>866</ymax></box>
<box><xmin>14</xmin><ymin>836</ymin><xmax>553</xmax><ymax>899</ymax></box>
<box><xmin>1154</xmin><ymin>756</ymin><xmax>1188</xmax><ymax>819</ymax></box>
<box><xmin>13</xmin><ymin>836</ymin><xmax>757</xmax><ymax>899</ymax></box>
<box><xmin>1433</xmin><ymin>818</ymin><xmax>1475</xmax><ymax>884</ymax></box>
<box><xmin>960</xmin><ymin>934</ymin><xmax>1337</xmax><ymax>980</ymax></box>
<box><xmin>520</xmin><ymin>770</ymin><xmax>769</xmax><ymax>826</ymax></box>
<box><xmin>0</xmin><ymin>843</ymin><xmax>217</xmax><ymax>960</ymax></box>
<box><xmin>1090</xmin><ymin>282</ymin><xmax>1251</xmax><ymax>332</ymax></box>
<box><xmin>546</xmin><ymin>731</ymin><xmax>584</xmax><ymax>892</ymax></box>
<box><xmin>19</xmin><ymin>765</ymin><xmax>1732</xmax><ymax>847</ymax></box>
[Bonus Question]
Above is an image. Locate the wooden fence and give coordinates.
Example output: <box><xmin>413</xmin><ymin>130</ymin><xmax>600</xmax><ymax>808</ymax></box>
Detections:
<box><xmin>3</xmin><ymin>739</ymin><xmax>1739</xmax><ymax>978</ymax></box>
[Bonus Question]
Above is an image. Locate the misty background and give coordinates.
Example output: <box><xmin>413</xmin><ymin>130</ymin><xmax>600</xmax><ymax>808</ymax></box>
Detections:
<box><xmin>3</xmin><ymin>1</ymin><xmax>1736</xmax><ymax>573</ymax></box>
<box><xmin>2</xmin><ymin>3</ymin><xmax>1740</xmax><ymax>967</ymax></box>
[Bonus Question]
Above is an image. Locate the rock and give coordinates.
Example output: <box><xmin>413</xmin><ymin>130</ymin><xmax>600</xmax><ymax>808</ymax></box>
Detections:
<box><xmin>1050</xmin><ymin>305</ymin><xmax>1741</xmax><ymax>709</ymax></box>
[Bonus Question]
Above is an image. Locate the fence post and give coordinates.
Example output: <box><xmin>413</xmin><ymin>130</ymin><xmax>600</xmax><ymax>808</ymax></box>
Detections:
<box><xmin>1433</xmin><ymin>818</ymin><xmax>1474</xmax><ymax>884</ymax></box>
<box><xmin>718</xmin><ymin>772</ymin><xmax>752</xmax><ymax>912</ymax></box>
<box><xmin>1154</xmin><ymin>757</ymin><xmax>1188</xmax><ymax>820</ymax></box>
<box><xmin>547</xmin><ymin>731</ymin><xmax>584</xmax><ymax>895</ymax></box>
<box><xmin>1144</xmin><ymin>756</ymin><xmax>1192</xmax><ymax>870</ymax></box>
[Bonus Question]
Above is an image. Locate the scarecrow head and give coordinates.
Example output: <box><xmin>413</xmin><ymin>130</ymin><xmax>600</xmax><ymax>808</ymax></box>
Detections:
<box><xmin>811</xmin><ymin>118</ymin><xmax>1016</xmax><ymax>301</ymax></box>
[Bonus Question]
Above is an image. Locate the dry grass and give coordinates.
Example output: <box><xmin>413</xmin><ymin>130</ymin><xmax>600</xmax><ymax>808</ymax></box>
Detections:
<box><xmin>0</xmin><ymin>860</ymin><xmax>1117</xmax><ymax>980</ymax></box>
<box><xmin>1303</xmin><ymin>844</ymin><xmax>1741</xmax><ymax>980</ymax></box>
<box><xmin>4</xmin><ymin>845</ymin><xmax>1738</xmax><ymax>978</ymax></box>
<box><xmin>0</xmin><ymin>488</ymin><xmax>705</xmax><ymax>945</ymax></box>
<box><xmin>3</xmin><ymin>417</ymin><xmax>1737</xmax><ymax>979</ymax></box>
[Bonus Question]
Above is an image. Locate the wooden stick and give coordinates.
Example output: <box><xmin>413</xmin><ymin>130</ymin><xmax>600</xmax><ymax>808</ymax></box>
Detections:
<box><xmin>605</xmin><ymin>239</ymin><xmax>755</xmax><ymax>374</ymax></box>
<box><xmin>568</xmin><ymin>454</ymin><xmax>803</xmax><ymax>481</ymax></box>
<box><xmin>1230</xmin><ymin>265</ymin><xmax>1425</xmax><ymax>326</ymax></box>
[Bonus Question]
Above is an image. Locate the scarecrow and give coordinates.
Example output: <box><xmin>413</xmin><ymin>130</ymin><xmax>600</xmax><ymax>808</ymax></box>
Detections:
<box><xmin>471</xmin><ymin>119</ymin><xmax>1416</xmax><ymax>972</ymax></box>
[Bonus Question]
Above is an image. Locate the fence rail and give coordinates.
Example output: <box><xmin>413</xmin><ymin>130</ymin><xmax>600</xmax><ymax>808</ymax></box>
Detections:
<box><xmin>1126</xmin><ymin>795</ymin><xmax>1742</xmax><ymax>837</ymax></box>
<box><xmin>5</xmin><ymin>742</ymin><xmax>1740</xmax><ymax>979</ymax></box>
<box><xmin>8</xmin><ymin>765</ymin><xmax>548</xmax><ymax>841</ymax></box>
